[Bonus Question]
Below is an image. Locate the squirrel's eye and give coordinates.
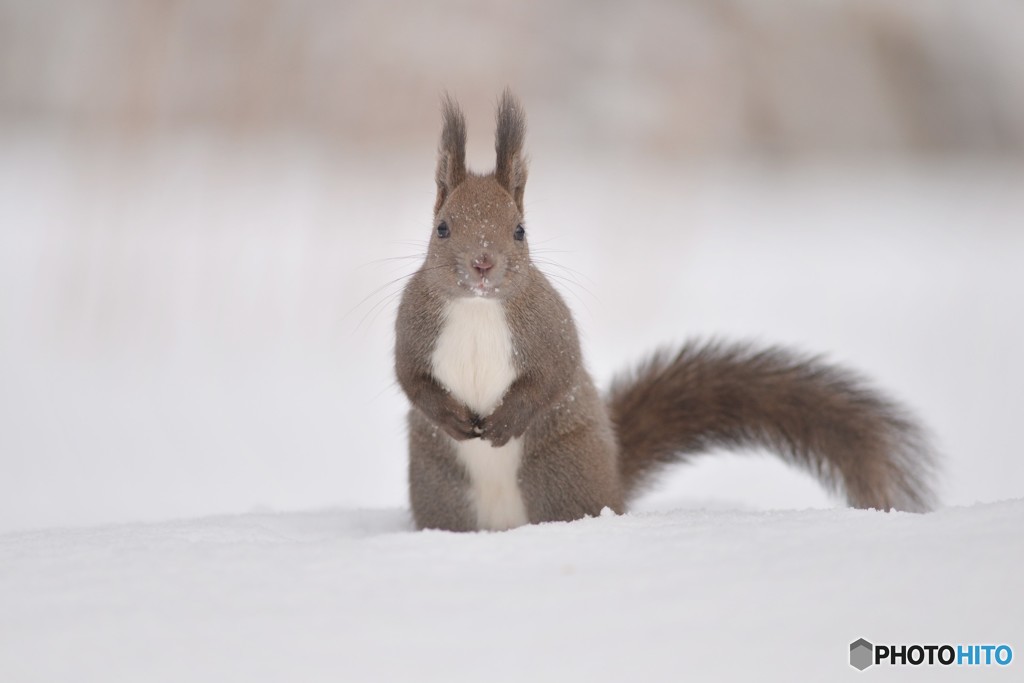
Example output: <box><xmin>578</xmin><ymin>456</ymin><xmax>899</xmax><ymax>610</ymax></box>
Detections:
<box><xmin>514</xmin><ymin>224</ymin><xmax>526</xmax><ymax>241</ymax></box>
<box><xmin>436</xmin><ymin>221</ymin><xmax>450</xmax><ymax>238</ymax></box>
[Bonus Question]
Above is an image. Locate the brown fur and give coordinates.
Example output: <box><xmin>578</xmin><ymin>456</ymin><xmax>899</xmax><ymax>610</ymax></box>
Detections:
<box><xmin>395</xmin><ymin>93</ymin><xmax>937</xmax><ymax>531</ymax></box>
<box><xmin>494</xmin><ymin>88</ymin><xmax>528</xmax><ymax>213</ymax></box>
<box><xmin>609</xmin><ymin>342</ymin><xmax>936</xmax><ymax>511</ymax></box>
<box><xmin>434</xmin><ymin>93</ymin><xmax>467</xmax><ymax>215</ymax></box>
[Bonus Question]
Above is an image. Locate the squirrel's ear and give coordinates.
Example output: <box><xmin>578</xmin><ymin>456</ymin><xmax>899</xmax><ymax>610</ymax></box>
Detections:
<box><xmin>494</xmin><ymin>89</ymin><xmax>528</xmax><ymax>213</ymax></box>
<box><xmin>435</xmin><ymin>94</ymin><xmax>467</xmax><ymax>215</ymax></box>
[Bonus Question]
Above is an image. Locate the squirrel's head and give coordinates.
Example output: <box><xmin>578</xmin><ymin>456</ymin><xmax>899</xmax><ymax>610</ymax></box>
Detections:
<box><xmin>424</xmin><ymin>90</ymin><xmax>530</xmax><ymax>300</ymax></box>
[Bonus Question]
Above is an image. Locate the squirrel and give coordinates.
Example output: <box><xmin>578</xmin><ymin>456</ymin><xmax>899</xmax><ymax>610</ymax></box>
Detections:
<box><xmin>395</xmin><ymin>91</ymin><xmax>937</xmax><ymax>532</ymax></box>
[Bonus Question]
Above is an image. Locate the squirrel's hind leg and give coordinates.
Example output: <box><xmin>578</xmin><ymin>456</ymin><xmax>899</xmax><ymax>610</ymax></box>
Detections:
<box><xmin>519</xmin><ymin>397</ymin><xmax>625</xmax><ymax>524</ymax></box>
<box><xmin>407</xmin><ymin>410</ymin><xmax>478</xmax><ymax>532</ymax></box>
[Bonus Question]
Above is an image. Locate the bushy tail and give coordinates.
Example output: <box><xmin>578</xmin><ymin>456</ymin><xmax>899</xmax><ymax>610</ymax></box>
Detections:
<box><xmin>608</xmin><ymin>341</ymin><xmax>937</xmax><ymax>511</ymax></box>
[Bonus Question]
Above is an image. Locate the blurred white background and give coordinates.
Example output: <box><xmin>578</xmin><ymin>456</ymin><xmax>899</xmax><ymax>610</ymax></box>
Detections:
<box><xmin>2</xmin><ymin>0</ymin><xmax>1023</xmax><ymax>532</ymax></box>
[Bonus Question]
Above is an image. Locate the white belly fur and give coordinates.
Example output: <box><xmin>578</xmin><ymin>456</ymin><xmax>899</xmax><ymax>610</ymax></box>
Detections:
<box><xmin>430</xmin><ymin>297</ymin><xmax>528</xmax><ymax>531</ymax></box>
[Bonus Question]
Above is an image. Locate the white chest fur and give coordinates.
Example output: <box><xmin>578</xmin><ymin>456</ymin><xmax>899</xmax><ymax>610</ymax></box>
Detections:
<box><xmin>430</xmin><ymin>298</ymin><xmax>528</xmax><ymax>530</ymax></box>
<box><xmin>431</xmin><ymin>297</ymin><xmax>517</xmax><ymax>416</ymax></box>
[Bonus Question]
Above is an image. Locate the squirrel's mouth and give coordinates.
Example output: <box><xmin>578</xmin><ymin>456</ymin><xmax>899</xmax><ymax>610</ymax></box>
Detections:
<box><xmin>458</xmin><ymin>269</ymin><xmax>506</xmax><ymax>297</ymax></box>
<box><xmin>469</xmin><ymin>280</ymin><xmax>498</xmax><ymax>297</ymax></box>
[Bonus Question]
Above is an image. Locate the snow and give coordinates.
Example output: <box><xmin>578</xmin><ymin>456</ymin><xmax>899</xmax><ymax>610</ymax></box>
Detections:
<box><xmin>1</xmin><ymin>133</ymin><xmax>1022</xmax><ymax>680</ymax></box>
<box><xmin>1</xmin><ymin>133</ymin><xmax>1022</xmax><ymax>679</ymax></box>
<box><xmin>1</xmin><ymin>500</ymin><xmax>1020</xmax><ymax>681</ymax></box>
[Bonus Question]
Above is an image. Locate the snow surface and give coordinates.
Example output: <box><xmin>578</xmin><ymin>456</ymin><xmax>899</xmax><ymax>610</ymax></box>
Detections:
<box><xmin>1</xmin><ymin>500</ymin><xmax>1020</xmax><ymax>682</ymax></box>
<box><xmin>1</xmin><ymin>134</ymin><xmax>1022</xmax><ymax>681</ymax></box>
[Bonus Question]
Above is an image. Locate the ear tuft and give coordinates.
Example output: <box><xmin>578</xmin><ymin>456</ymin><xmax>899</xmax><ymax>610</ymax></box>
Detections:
<box><xmin>435</xmin><ymin>93</ymin><xmax>467</xmax><ymax>214</ymax></box>
<box><xmin>494</xmin><ymin>88</ymin><xmax>528</xmax><ymax>213</ymax></box>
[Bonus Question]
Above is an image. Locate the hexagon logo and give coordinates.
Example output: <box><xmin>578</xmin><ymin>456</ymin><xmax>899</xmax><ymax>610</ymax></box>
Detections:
<box><xmin>850</xmin><ymin>638</ymin><xmax>874</xmax><ymax>670</ymax></box>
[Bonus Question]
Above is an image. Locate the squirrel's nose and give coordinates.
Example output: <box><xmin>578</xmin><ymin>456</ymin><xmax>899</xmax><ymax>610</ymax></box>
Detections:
<box><xmin>472</xmin><ymin>254</ymin><xmax>494</xmax><ymax>278</ymax></box>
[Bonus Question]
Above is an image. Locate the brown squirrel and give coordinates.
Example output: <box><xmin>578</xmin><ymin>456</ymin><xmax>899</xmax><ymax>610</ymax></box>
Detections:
<box><xmin>395</xmin><ymin>91</ymin><xmax>936</xmax><ymax>532</ymax></box>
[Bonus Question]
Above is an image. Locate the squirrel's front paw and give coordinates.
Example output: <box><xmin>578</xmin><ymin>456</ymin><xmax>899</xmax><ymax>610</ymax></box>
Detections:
<box><xmin>441</xmin><ymin>404</ymin><xmax>483</xmax><ymax>441</ymax></box>
<box><xmin>477</xmin><ymin>416</ymin><xmax>519</xmax><ymax>448</ymax></box>
<box><xmin>421</xmin><ymin>396</ymin><xmax>482</xmax><ymax>441</ymax></box>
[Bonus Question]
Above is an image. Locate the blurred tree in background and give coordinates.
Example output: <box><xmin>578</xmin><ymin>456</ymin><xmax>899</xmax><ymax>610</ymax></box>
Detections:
<box><xmin>2</xmin><ymin>0</ymin><xmax>1022</xmax><ymax>158</ymax></box>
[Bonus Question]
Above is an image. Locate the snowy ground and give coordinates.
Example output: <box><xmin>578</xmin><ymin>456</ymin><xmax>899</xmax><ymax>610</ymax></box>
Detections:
<box><xmin>1</xmin><ymin>133</ymin><xmax>1022</xmax><ymax>679</ymax></box>
<box><xmin>1</xmin><ymin>500</ymin><xmax>1021</xmax><ymax>681</ymax></box>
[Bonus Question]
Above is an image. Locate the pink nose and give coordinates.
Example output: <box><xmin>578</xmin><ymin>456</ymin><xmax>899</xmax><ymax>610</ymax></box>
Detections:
<box><xmin>472</xmin><ymin>254</ymin><xmax>494</xmax><ymax>277</ymax></box>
